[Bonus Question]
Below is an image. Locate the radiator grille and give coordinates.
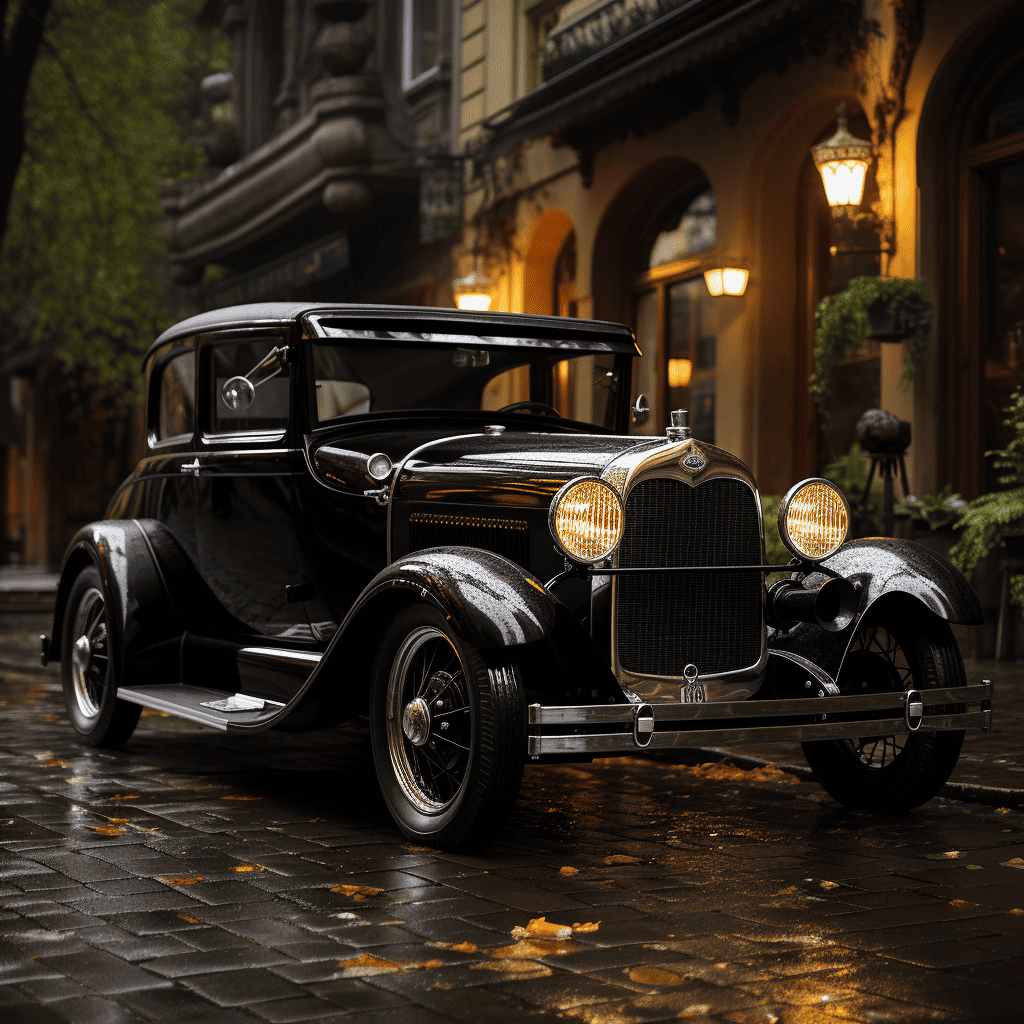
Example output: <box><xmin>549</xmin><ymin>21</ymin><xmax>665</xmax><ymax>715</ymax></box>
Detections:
<box><xmin>615</xmin><ymin>478</ymin><xmax>763</xmax><ymax>676</ymax></box>
<box><xmin>409</xmin><ymin>513</ymin><xmax>529</xmax><ymax>567</ymax></box>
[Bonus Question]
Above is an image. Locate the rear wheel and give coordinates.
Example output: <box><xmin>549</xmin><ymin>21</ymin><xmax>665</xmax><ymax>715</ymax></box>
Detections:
<box><xmin>61</xmin><ymin>566</ymin><xmax>141</xmax><ymax>747</ymax></box>
<box><xmin>801</xmin><ymin>608</ymin><xmax>965</xmax><ymax>812</ymax></box>
<box><xmin>370</xmin><ymin>605</ymin><xmax>526</xmax><ymax>849</ymax></box>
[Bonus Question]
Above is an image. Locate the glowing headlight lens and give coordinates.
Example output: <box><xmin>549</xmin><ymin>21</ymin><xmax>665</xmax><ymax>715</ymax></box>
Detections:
<box><xmin>550</xmin><ymin>478</ymin><xmax>624</xmax><ymax>563</ymax></box>
<box><xmin>779</xmin><ymin>479</ymin><xmax>849</xmax><ymax>560</ymax></box>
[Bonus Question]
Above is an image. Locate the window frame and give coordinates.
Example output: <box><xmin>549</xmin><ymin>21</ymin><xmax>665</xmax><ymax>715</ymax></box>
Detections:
<box><xmin>196</xmin><ymin>327</ymin><xmax>296</xmax><ymax>448</ymax></box>
<box><xmin>402</xmin><ymin>0</ymin><xmax>442</xmax><ymax>93</ymax></box>
<box><xmin>147</xmin><ymin>339</ymin><xmax>197</xmax><ymax>451</ymax></box>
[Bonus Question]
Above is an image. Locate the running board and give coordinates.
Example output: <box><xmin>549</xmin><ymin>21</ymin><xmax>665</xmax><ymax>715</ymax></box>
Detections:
<box><xmin>117</xmin><ymin>684</ymin><xmax>286</xmax><ymax>731</ymax></box>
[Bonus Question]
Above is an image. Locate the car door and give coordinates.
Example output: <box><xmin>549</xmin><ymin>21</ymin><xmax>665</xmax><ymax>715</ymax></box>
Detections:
<box><xmin>192</xmin><ymin>329</ymin><xmax>309</xmax><ymax>640</ymax></box>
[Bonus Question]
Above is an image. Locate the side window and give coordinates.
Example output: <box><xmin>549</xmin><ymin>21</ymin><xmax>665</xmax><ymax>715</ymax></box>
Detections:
<box><xmin>152</xmin><ymin>348</ymin><xmax>195</xmax><ymax>445</ymax></box>
<box><xmin>205</xmin><ymin>337</ymin><xmax>290</xmax><ymax>436</ymax></box>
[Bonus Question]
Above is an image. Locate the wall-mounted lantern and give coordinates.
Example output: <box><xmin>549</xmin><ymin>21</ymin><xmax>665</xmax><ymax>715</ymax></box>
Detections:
<box><xmin>453</xmin><ymin>259</ymin><xmax>492</xmax><ymax>311</ymax></box>
<box><xmin>703</xmin><ymin>265</ymin><xmax>749</xmax><ymax>297</ymax></box>
<box><xmin>811</xmin><ymin>101</ymin><xmax>872</xmax><ymax>212</ymax></box>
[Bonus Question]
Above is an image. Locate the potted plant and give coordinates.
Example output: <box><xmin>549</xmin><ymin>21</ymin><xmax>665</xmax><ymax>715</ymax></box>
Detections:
<box><xmin>811</xmin><ymin>277</ymin><xmax>934</xmax><ymax>404</ymax></box>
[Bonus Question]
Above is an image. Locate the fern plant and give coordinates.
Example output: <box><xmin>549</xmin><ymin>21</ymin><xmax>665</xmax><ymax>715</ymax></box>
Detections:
<box><xmin>950</xmin><ymin>388</ymin><xmax>1024</xmax><ymax>611</ymax></box>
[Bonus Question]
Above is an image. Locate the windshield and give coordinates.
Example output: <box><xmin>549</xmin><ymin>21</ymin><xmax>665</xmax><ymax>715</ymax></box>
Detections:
<box><xmin>311</xmin><ymin>343</ymin><xmax>627</xmax><ymax>429</ymax></box>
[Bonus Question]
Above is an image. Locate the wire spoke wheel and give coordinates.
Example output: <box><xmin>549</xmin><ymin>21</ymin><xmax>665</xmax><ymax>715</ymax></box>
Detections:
<box><xmin>371</xmin><ymin>605</ymin><xmax>526</xmax><ymax>849</ymax></box>
<box><xmin>801</xmin><ymin>606</ymin><xmax>966</xmax><ymax>812</ymax></box>
<box><xmin>60</xmin><ymin>565</ymin><xmax>141</xmax><ymax>748</ymax></box>
<box><xmin>841</xmin><ymin>624</ymin><xmax>909</xmax><ymax>769</ymax></box>
<box><xmin>387</xmin><ymin>626</ymin><xmax>473</xmax><ymax>814</ymax></box>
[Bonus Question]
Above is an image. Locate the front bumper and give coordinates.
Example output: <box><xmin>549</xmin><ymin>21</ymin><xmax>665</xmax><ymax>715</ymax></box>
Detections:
<box><xmin>527</xmin><ymin>680</ymin><xmax>992</xmax><ymax>758</ymax></box>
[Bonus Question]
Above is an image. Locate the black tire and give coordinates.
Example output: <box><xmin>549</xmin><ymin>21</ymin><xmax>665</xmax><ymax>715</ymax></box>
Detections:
<box><xmin>370</xmin><ymin>605</ymin><xmax>526</xmax><ymax>849</ymax></box>
<box><xmin>801</xmin><ymin>607</ymin><xmax>965</xmax><ymax>812</ymax></box>
<box><xmin>60</xmin><ymin>565</ymin><xmax>141</xmax><ymax>748</ymax></box>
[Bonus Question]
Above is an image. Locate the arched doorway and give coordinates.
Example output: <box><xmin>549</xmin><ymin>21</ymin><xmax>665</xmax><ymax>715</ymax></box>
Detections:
<box><xmin>921</xmin><ymin>4</ymin><xmax>1024</xmax><ymax>497</ymax></box>
<box><xmin>593</xmin><ymin>160</ymin><xmax>716</xmax><ymax>437</ymax></box>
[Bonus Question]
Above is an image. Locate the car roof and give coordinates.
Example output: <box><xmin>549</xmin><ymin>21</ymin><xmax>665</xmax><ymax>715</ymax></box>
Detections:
<box><xmin>144</xmin><ymin>303</ymin><xmax>637</xmax><ymax>367</ymax></box>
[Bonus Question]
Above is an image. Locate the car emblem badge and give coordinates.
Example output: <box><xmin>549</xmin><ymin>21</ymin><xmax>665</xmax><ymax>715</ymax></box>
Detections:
<box><xmin>681</xmin><ymin>663</ymin><xmax>705</xmax><ymax>703</ymax></box>
<box><xmin>679</xmin><ymin>444</ymin><xmax>707</xmax><ymax>474</ymax></box>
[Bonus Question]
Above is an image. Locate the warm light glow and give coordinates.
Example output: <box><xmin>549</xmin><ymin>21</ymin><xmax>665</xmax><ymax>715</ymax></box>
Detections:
<box><xmin>455</xmin><ymin>292</ymin><xmax>492</xmax><ymax>311</ymax></box>
<box><xmin>811</xmin><ymin>101</ymin><xmax>872</xmax><ymax>211</ymax></box>
<box><xmin>550</xmin><ymin>479</ymin><xmax>623</xmax><ymax>563</ymax></box>
<box><xmin>703</xmin><ymin>267</ymin><xmax>748</xmax><ymax>297</ymax></box>
<box><xmin>452</xmin><ymin>262</ymin><xmax>492</xmax><ymax>311</ymax></box>
<box><xmin>818</xmin><ymin>159</ymin><xmax>868</xmax><ymax>208</ymax></box>
<box><xmin>667</xmin><ymin>358</ymin><xmax>692</xmax><ymax>388</ymax></box>
<box><xmin>780</xmin><ymin>480</ymin><xmax>849</xmax><ymax>560</ymax></box>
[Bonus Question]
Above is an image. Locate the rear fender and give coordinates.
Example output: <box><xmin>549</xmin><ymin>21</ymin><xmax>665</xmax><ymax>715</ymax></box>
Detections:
<box><xmin>49</xmin><ymin>521</ymin><xmax>181</xmax><ymax>682</ymax></box>
<box><xmin>769</xmin><ymin>537</ymin><xmax>981</xmax><ymax>685</ymax></box>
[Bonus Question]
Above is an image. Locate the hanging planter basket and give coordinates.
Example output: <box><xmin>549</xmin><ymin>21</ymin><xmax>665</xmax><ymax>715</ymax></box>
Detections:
<box><xmin>866</xmin><ymin>295</ymin><xmax>910</xmax><ymax>341</ymax></box>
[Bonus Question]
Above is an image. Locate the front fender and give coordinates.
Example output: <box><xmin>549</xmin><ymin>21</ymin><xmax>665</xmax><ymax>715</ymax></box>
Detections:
<box><xmin>358</xmin><ymin>546</ymin><xmax>556</xmax><ymax>648</ymax></box>
<box><xmin>769</xmin><ymin>537</ymin><xmax>982</xmax><ymax>684</ymax></box>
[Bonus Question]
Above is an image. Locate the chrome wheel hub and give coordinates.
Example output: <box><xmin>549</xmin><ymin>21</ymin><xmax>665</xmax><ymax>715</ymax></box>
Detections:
<box><xmin>70</xmin><ymin>588</ymin><xmax>108</xmax><ymax>720</ymax></box>
<box><xmin>402</xmin><ymin>697</ymin><xmax>431</xmax><ymax>746</ymax></box>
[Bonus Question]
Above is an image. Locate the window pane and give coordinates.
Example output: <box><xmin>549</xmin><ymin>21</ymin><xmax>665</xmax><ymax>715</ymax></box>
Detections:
<box><xmin>984</xmin><ymin>63</ymin><xmax>1024</xmax><ymax>141</ymax></box>
<box><xmin>633</xmin><ymin>289</ymin><xmax>660</xmax><ymax>434</ymax></box>
<box><xmin>649</xmin><ymin>190</ymin><xmax>716</xmax><ymax>268</ymax></box>
<box><xmin>208</xmin><ymin>339</ymin><xmax>289</xmax><ymax>435</ymax></box>
<box><xmin>668</xmin><ymin>277</ymin><xmax>716</xmax><ymax>443</ymax></box>
<box><xmin>983</xmin><ymin>157</ymin><xmax>1024</xmax><ymax>489</ymax></box>
<box><xmin>411</xmin><ymin>0</ymin><xmax>438</xmax><ymax>79</ymax></box>
<box><xmin>157</xmin><ymin>351</ymin><xmax>195</xmax><ymax>442</ymax></box>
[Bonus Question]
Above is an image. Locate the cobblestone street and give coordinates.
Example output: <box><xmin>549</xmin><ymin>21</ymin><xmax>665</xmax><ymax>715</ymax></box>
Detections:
<box><xmin>0</xmin><ymin>614</ymin><xmax>1022</xmax><ymax>1023</ymax></box>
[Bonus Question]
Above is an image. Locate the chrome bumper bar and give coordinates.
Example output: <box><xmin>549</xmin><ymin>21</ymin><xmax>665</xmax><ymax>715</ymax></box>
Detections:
<box><xmin>526</xmin><ymin>680</ymin><xmax>992</xmax><ymax>758</ymax></box>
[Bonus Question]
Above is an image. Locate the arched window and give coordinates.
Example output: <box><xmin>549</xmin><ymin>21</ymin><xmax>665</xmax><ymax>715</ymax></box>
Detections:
<box><xmin>632</xmin><ymin>187</ymin><xmax>717</xmax><ymax>440</ymax></box>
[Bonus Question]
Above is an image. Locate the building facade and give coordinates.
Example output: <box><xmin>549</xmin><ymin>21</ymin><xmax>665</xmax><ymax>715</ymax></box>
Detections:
<box><xmin>455</xmin><ymin>0</ymin><xmax>1024</xmax><ymax>504</ymax></box>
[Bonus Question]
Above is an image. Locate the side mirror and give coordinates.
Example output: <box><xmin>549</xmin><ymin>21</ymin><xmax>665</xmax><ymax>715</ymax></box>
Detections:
<box><xmin>631</xmin><ymin>394</ymin><xmax>650</xmax><ymax>425</ymax></box>
<box><xmin>220</xmin><ymin>345</ymin><xmax>289</xmax><ymax>412</ymax></box>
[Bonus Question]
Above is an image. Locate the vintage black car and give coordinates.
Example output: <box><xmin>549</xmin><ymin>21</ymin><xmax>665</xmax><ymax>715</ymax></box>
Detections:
<box><xmin>43</xmin><ymin>303</ymin><xmax>991</xmax><ymax>848</ymax></box>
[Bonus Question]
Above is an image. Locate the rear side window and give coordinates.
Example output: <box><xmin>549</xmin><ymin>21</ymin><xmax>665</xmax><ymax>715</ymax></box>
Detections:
<box><xmin>205</xmin><ymin>337</ymin><xmax>290</xmax><ymax>437</ymax></box>
<box><xmin>151</xmin><ymin>348</ymin><xmax>195</xmax><ymax>445</ymax></box>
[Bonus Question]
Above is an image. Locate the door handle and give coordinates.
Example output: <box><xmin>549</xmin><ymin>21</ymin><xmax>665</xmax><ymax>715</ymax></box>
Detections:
<box><xmin>180</xmin><ymin>459</ymin><xmax>200</xmax><ymax>477</ymax></box>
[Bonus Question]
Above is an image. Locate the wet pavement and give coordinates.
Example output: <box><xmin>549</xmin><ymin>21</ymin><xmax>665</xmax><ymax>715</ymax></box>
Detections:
<box><xmin>0</xmin><ymin>614</ymin><xmax>1022</xmax><ymax>1023</ymax></box>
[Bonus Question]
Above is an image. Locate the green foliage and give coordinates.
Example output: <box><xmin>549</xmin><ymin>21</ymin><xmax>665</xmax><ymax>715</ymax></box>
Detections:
<box><xmin>823</xmin><ymin>442</ymin><xmax>884</xmax><ymax>537</ymax></box>
<box><xmin>893</xmin><ymin>486</ymin><xmax>967</xmax><ymax>530</ymax></box>
<box><xmin>950</xmin><ymin>388</ymin><xmax>1024</xmax><ymax>613</ymax></box>
<box><xmin>812</xmin><ymin>277</ymin><xmax>934</xmax><ymax>404</ymax></box>
<box><xmin>0</xmin><ymin>0</ymin><xmax>226</xmax><ymax>404</ymax></box>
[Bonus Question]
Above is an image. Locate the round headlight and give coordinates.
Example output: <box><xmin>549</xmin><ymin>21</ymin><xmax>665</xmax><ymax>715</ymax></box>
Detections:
<box><xmin>779</xmin><ymin>478</ymin><xmax>849</xmax><ymax>560</ymax></box>
<box><xmin>549</xmin><ymin>478</ymin><xmax>624</xmax><ymax>564</ymax></box>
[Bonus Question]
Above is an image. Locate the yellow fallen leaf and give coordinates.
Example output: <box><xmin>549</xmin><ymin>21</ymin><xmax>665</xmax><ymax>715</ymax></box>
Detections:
<box><xmin>176</xmin><ymin>913</ymin><xmax>202</xmax><ymax>924</ymax></box>
<box><xmin>604</xmin><ymin>854</ymin><xmax>640</xmax><ymax>865</ymax></box>
<box><xmin>331</xmin><ymin>884</ymin><xmax>383</xmax><ymax>900</ymax></box>
<box><xmin>426</xmin><ymin>941</ymin><xmax>478</xmax><ymax>953</ymax></box>
<box><xmin>1008</xmin><ymin>908</ymin><xmax>1024</xmax><ymax>915</ymax></box>
<box><xmin>512</xmin><ymin>917</ymin><xmax>572</xmax><ymax>940</ymax></box>
<box><xmin>1001</xmin><ymin>858</ymin><xmax>1024</xmax><ymax>870</ymax></box>
<box><xmin>231</xmin><ymin>865</ymin><xmax>262</xmax><ymax>872</ymax></box>
<box><xmin>571</xmin><ymin>921</ymin><xmax>600</xmax><ymax>933</ymax></box>
<box><xmin>559</xmin><ymin>866</ymin><xmax>579</xmax><ymax>876</ymax></box>
<box><xmin>337</xmin><ymin>953</ymin><xmax>402</xmax><ymax>975</ymax></box>
<box><xmin>419</xmin><ymin>959</ymin><xmax>443</xmax><ymax>969</ymax></box>
<box><xmin>220</xmin><ymin>795</ymin><xmax>261</xmax><ymax>801</ymax></box>
<box><xmin>490</xmin><ymin>938</ymin><xmax>574</xmax><ymax>959</ymax></box>
<box><xmin>629</xmin><ymin>966</ymin><xmax>685</xmax><ymax>986</ymax></box>
<box><xmin>41</xmin><ymin>760</ymin><xmax>68</xmax><ymax>768</ymax></box>
<box><xmin>159</xmin><ymin>876</ymin><xmax>204</xmax><ymax>885</ymax></box>
<box><xmin>90</xmin><ymin>826</ymin><xmax>125</xmax><ymax>835</ymax></box>
<box><xmin>108</xmin><ymin>818</ymin><xmax>131</xmax><ymax>824</ymax></box>
<box><xmin>819</xmin><ymin>880</ymin><xmax>839</xmax><ymax>891</ymax></box>
<box><xmin>109</xmin><ymin>795</ymin><xmax>140</xmax><ymax>800</ymax></box>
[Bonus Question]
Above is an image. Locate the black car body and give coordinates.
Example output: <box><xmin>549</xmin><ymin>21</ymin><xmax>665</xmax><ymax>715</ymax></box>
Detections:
<box><xmin>45</xmin><ymin>303</ymin><xmax>992</xmax><ymax>847</ymax></box>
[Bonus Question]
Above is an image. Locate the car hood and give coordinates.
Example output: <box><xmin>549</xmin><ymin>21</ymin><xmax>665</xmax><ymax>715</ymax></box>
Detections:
<box><xmin>394</xmin><ymin>430</ymin><xmax>665</xmax><ymax>508</ymax></box>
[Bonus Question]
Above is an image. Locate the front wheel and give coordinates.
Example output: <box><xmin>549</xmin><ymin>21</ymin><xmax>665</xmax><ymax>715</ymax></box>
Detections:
<box><xmin>801</xmin><ymin>608</ymin><xmax>965</xmax><ymax>812</ymax></box>
<box><xmin>60</xmin><ymin>565</ymin><xmax>141</xmax><ymax>747</ymax></box>
<box><xmin>370</xmin><ymin>605</ymin><xmax>526</xmax><ymax>849</ymax></box>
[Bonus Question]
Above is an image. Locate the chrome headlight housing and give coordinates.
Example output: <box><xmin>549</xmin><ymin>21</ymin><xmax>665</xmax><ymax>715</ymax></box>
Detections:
<box><xmin>549</xmin><ymin>477</ymin><xmax>624</xmax><ymax>564</ymax></box>
<box><xmin>778</xmin><ymin>478</ymin><xmax>849</xmax><ymax>560</ymax></box>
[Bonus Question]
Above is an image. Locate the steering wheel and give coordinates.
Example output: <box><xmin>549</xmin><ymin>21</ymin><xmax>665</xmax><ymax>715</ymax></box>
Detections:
<box><xmin>496</xmin><ymin>401</ymin><xmax>562</xmax><ymax>417</ymax></box>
